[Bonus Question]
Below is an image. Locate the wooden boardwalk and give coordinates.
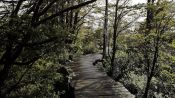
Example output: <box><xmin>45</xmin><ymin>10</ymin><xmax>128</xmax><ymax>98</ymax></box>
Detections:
<box><xmin>71</xmin><ymin>54</ymin><xmax>135</xmax><ymax>98</ymax></box>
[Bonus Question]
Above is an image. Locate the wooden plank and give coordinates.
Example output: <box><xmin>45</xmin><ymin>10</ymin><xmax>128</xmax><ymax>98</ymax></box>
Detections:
<box><xmin>71</xmin><ymin>54</ymin><xmax>135</xmax><ymax>98</ymax></box>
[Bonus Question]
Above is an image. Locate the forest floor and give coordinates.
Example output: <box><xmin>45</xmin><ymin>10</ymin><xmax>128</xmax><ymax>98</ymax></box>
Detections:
<box><xmin>70</xmin><ymin>54</ymin><xmax>135</xmax><ymax>98</ymax></box>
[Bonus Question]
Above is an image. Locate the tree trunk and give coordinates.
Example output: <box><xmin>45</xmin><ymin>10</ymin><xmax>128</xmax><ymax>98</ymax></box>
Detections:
<box><xmin>108</xmin><ymin>0</ymin><xmax>119</xmax><ymax>76</ymax></box>
<box><xmin>143</xmin><ymin>1</ymin><xmax>157</xmax><ymax>97</ymax></box>
<box><xmin>102</xmin><ymin>0</ymin><xmax>108</xmax><ymax>59</ymax></box>
<box><xmin>143</xmin><ymin>74</ymin><xmax>152</xmax><ymax>98</ymax></box>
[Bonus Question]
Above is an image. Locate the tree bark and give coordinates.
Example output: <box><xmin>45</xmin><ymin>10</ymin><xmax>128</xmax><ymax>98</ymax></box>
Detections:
<box><xmin>102</xmin><ymin>0</ymin><xmax>108</xmax><ymax>59</ymax></box>
<box><xmin>143</xmin><ymin>0</ymin><xmax>157</xmax><ymax>98</ymax></box>
<box><xmin>108</xmin><ymin>0</ymin><xmax>120</xmax><ymax>76</ymax></box>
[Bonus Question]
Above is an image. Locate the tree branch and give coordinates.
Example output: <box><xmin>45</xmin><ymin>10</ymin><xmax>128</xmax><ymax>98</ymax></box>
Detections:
<box><xmin>11</xmin><ymin>0</ymin><xmax>26</xmax><ymax>16</ymax></box>
<box><xmin>31</xmin><ymin>0</ymin><xmax>43</xmax><ymax>25</ymax></box>
<box><xmin>25</xmin><ymin>37</ymin><xmax>57</xmax><ymax>47</ymax></box>
<box><xmin>14</xmin><ymin>57</ymin><xmax>40</xmax><ymax>65</ymax></box>
<box><xmin>36</xmin><ymin>0</ymin><xmax>97</xmax><ymax>26</ymax></box>
<box><xmin>37</xmin><ymin>0</ymin><xmax>57</xmax><ymax>17</ymax></box>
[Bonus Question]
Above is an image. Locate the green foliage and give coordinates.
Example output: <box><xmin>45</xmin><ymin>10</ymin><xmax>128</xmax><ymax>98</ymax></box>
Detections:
<box><xmin>5</xmin><ymin>57</ymin><xmax>62</xmax><ymax>97</ymax></box>
<box><xmin>75</xmin><ymin>27</ymin><xmax>100</xmax><ymax>54</ymax></box>
<box><xmin>0</xmin><ymin>2</ymin><xmax>76</xmax><ymax>98</ymax></box>
<box><xmin>1</xmin><ymin>0</ymin><xmax>175</xmax><ymax>98</ymax></box>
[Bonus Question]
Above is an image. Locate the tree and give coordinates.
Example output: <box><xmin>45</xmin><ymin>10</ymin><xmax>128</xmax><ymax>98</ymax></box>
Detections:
<box><xmin>0</xmin><ymin>0</ymin><xmax>97</xmax><ymax>97</ymax></box>
<box><xmin>107</xmin><ymin>0</ymin><xmax>138</xmax><ymax>76</ymax></box>
<box><xmin>125</xmin><ymin>0</ymin><xmax>174</xmax><ymax>98</ymax></box>
<box><xmin>142</xmin><ymin>0</ymin><xmax>175</xmax><ymax>97</ymax></box>
<box><xmin>102</xmin><ymin>0</ymin><xmax>108</xmax><ymax>59</ymax></box>
<box><xmin>143</xmin><ymin>0</ymin><xmax>155</xmax><ymax>97</ymax></box>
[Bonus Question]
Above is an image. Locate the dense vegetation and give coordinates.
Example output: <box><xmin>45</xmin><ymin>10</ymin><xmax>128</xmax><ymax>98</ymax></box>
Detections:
<box><xmin>0</xmin><ymin>0</ymin><xmax>174</xmax><ymax>98</ymax></box>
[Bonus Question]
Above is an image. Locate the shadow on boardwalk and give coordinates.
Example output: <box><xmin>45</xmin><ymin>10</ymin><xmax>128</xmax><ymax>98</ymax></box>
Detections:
<box><xmin>71</xmin><ymin>54</ymin><xmax>135</xmax><ymax>98</ymax></box>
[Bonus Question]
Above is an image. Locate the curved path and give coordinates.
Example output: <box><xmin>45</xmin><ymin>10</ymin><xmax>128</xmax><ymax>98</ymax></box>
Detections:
<box><xmin>71</xmin><ymin>54</ymin><xmax>135</xmax><ymax>98</ymax></box>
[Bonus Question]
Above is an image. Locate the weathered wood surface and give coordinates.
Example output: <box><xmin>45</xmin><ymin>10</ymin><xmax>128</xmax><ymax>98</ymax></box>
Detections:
<box><xmin>71</xmin><ymin>54</ymin><xmax>135</xmax><ymax>98</ymax></box>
